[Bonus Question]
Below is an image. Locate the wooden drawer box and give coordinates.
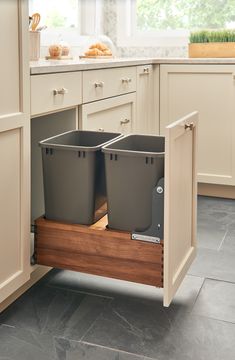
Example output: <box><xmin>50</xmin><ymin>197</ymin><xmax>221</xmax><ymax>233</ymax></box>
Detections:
<box><xmin>82</xmin><ymin>67</ymin><xmax>137</xmax><ymax>103</ymax></box>
<box><xmin>31</xmin><ymin>72</ymin><xmax>82</xmax><ymax>116</ymax></box>
<box><xmin>34</xmin><ymin>112</ymin><xmax>198</xmax><ymax>306</ymax></box>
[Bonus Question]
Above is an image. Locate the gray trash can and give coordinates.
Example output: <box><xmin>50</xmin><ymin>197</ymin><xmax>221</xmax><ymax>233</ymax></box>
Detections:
<box><xmin>40</xmin><ymin>130</ymin><xmax>122</xmax><ymax>225</ymax></box>
<box><xmin>102</xmin><ymin>134</ymin><xmax>165</xmax><ymax>232</ymax></box>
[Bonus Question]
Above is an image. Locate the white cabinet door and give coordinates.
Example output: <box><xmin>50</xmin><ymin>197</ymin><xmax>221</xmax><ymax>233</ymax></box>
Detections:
<box><xmin>136</xmin><ymin>65</ymin><xmax>157</xmax><ymax>134</ymax></box>
<box><xmin>0</xmin><ymin>0</ymin><xmax>30</xmax><ymax>303</ymax></box>
<box><xmin>80</xmin><ymin>93</ymin><xmax>136</xmax><ymax>134</ymax></box>
<box><xmin>160</xmin><ymin>64</ymin><xmax>235</xmax><ymax>185</ymax></box>
<box><xmin>164</xmin><ymin>112</ymin><xmax>198</xmax><ymax>306</ymax></box>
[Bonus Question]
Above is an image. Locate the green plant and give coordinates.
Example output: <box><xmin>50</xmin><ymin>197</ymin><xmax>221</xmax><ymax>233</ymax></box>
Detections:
<box><xmin>190</xmin><ymin>29</ymin><xmax>235</xmax><ymax>43</ymax></box>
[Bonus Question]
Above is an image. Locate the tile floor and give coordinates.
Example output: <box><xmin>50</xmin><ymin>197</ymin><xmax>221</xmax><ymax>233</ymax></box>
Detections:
<box><xmin>1</xmin><ymin>196</ymin><xmax>235</xmax><ymax>360</ymax></box>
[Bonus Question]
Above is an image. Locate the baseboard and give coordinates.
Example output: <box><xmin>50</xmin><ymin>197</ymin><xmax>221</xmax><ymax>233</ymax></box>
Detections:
<box><xmin>198</xmin><ymin>183</ymin><xmax>235</xmax><ymax>199</ymax></box>
<box><xmin>0</xmin><ymin>266</ymin><xmax>51</xmax><ymax>313</ymax></box>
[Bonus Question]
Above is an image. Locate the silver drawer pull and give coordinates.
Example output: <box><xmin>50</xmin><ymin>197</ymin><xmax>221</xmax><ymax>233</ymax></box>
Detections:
<box><xmin>122</xmin><ymin>77</ymin><xmax>132</xmax><ymax>83</ymax></box>
<box><xmin>143</xmin><ymin>67</ymin><xmax>150</xmax><ymax>73</ymax></box>
<box><xmin>94</xmin><ymin>81</ymin><xmax>104</xmax><ymax>88</ymax></box>
<box><xmin>98</xmin><ymin>128</ymin><xmax>104</xmax><ymax>132</ymax></box>
<box><xmin>120</xmin><ymin>118</ymin><xmax>130</xmax><ymax>125</ymax></box>
<box><xmin>53</xmin><ymin>87</ymin><xmax>68</xmax><ymax>95</ymax></box>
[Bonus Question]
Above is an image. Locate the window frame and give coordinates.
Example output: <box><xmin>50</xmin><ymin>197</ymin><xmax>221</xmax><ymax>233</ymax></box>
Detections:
<box><xmin>117</xmin><ymin>0</ymin><xmax>190</xmax><ymax>47</ymax></box>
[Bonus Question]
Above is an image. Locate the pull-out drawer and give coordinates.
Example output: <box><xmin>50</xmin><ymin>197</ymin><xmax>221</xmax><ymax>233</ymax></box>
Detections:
<box><xmin>82</xmin><ymin>67</ymin><xmax>136</xmax><ymax>103</ymax></box>
<box><xmin>34</xmin><ymin>112</ymin><xmax>198</xmax><ymax>307</ymax></box>
<box><xmin>31</xmin><ymin>72</ymin><xmax>82</xmax><ymax>116</ymax></box>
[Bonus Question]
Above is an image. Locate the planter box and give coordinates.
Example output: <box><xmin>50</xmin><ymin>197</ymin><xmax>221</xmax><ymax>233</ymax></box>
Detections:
<box><xmin>189</xmin><ymin>42</ymin><xmax>235</xmax><ymax>58</ymax></box>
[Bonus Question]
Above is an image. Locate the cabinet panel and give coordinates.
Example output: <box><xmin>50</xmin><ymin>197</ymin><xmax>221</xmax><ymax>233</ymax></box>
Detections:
<box><xmin>0</xmin><ymin>0</ymin><xmax>30</xmax><ymax>304</ymax></box>
<box><xmin>160</xmin><ymin>64</ymin><xmax>235</xmax><ymax>185</ymax></box>
<box><xmin>80</xmin><ymin>93</ymin><xmax>136</xmax><ymax>134</ymax></box>
<box><xmin>83</xmin><ymin>67</ymin><xmax>136</xmax><ymax>103</ymax></box>
<box><xmin>0</xmin><ymin>1</ymin><xmax>19</xmax><ymax>116</ymax></box>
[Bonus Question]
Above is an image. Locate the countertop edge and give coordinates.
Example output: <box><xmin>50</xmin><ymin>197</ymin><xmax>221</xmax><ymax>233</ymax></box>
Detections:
<box><xmin>30</xmin><ymin>57</ymin><xmax>235</xmax><ymax>75</ymax></box>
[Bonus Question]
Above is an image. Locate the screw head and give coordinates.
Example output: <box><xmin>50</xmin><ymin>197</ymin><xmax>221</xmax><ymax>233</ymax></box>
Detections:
<box><xmin>157</xmin><ymin>186</ymin><xmax>163</xmax><ymax>194</ymax></box>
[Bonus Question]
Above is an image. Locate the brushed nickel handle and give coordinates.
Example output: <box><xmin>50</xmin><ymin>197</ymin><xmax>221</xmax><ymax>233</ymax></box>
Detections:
<box><xmin>98</xmin><ymin>128</ymin><xmax>104</xmax><ymax>132</ymax></box>
<box><xmin>120</xmin><ymin>118</ymin><xmax>130</xmax><ymax>125</ymax></box>
<box><xmin>184</xmin><ymin>122</ymin><xmax>194</xmax><ymax>131</ymax></box>
<box><xmin>143</xmin><ymin>67</ymin><xmax>150</xmax><ymax>73</ymax></box>
<box><xmin>53</xmin><ymin>87</ymin><xmax>68</xmax><ymax>95</ymax></box>
<box><xmin>94</xmin><ymin>81</ymin><xmax>104</xmax><ymax>88</ymax></box>
<box><xmin>122</xmin><ymin>77</ymin><xmax>132</xmax><ymax>83</ymax></box>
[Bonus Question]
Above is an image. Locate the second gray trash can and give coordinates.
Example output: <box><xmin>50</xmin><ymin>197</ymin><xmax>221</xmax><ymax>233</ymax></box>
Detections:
<box><xmin>40</xmin><ymin>130</ymin><xmax>122</xmax><ymax>225</ymax></box>
<box><xmin>102</xmin><ymin>134</ymin><xmax>165</xmax><ymax>232</ymax></box>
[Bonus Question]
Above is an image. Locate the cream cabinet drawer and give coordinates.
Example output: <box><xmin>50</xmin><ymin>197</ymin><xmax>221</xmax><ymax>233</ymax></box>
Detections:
<box><xmin>83</xmin><ymin>67</ymin><xmax>136</xmax><ymax>103</ymax></box>
<box><xmin>31</xmin><ymin>72</ymin><xmax>82</xmax><ymax>116</ymax></box>
<box><xmin>80</xmin><ymin>93</ymin><xmax>136</xmax><ymax>134</ymax></box>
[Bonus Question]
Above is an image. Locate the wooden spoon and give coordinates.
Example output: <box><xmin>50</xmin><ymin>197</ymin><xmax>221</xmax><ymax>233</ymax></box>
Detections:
<box><xmin>31</xmin><ymin>13</ymin><xmax>41</xmax><ymax>31</ymax></box>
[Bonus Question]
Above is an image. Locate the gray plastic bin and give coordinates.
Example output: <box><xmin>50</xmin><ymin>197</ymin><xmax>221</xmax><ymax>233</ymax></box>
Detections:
<box><xmin>102</xmin><ymin>134</ymin><xmax>165</xmax><ymax>232</ymax></box>
<box><xmin>40</xmin><ymin>130</ymin><xmax>122</xmax><ymax>225</ymax></box>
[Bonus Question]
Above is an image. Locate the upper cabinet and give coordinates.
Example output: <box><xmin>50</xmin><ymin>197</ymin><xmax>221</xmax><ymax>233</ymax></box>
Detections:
<box><xmin>160</xmin><ymin>64</ymin><xmax>235</xmax><ymax>186</ymax></box>
<box><xmin>0</xmin><ymin>0</ymin><xmax>30</xmax><ymax>303</ymax></box>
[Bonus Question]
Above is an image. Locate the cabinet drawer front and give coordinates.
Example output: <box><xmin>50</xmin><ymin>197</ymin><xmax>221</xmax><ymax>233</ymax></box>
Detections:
<box><xmin>81</xmin><ymin>93</ymin><xmax>136</xmax><ymax>134</ymax></box>
<box><xmin>31</xmin><ymin>72</ymin><xmax>82</xmax><ymax>116</ymax></box>
<box><xmin>83</xmin><ymin>67</ymin><xmax>136</xmax><ymax>103</ymax></box>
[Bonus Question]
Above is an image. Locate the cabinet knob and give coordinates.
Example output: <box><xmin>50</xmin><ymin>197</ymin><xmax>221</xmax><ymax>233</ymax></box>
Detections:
<box><xmin>184</xmin><ymin>122</ymin><xmax>194</xmax><ymax>131</ymax></box>
<box><xmin>53</xmin><ymin>87</ymin><xmax>68</xmax><ymax>95</ymax></box>
<box><xmin>94</xmin><ymin>81</ymin><xmax>104</xmax><ymax>88</ymax></box>
<box><xmin>120</xmin><ymin>118</ymin><xmax>130</xmax><ymax>125</ymax></box>
<box><xmin>122</xmin><ymin>77</ymin><xmax>132</xmax><ymax>83</ymax></box>
<box><xmin>143</xmin><ymin>67</ymin><xmax>150</xmax><ymax>74</ymax></box>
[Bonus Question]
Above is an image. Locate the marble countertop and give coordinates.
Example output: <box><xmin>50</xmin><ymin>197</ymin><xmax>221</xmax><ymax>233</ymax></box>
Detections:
<box><xmin>30</xmin><ymin>57</ymin><xmax>235</xmax><ymax>75</ymax></box>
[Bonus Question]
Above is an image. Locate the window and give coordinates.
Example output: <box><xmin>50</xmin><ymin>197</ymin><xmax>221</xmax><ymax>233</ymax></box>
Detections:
<box><xmin>117</xmin><ymin>0</ymin><xmax>235</xmax><ymax>47</ymax></box>
<box><xmin>29</xmin><ymin>0</ymin><xmax>102</xmax><ymax>46</ymax></box>
<box><xmin>29</xmin><ymin>0</ymin><xmax>80</xmax><ymax>29</ymax></box>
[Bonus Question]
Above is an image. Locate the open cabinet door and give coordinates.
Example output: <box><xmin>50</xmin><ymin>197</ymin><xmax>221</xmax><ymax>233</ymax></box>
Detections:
<box><xmin>163</xmin><ymin>111</ymin><xmax>198</xmax><ymax>307</ymax></box>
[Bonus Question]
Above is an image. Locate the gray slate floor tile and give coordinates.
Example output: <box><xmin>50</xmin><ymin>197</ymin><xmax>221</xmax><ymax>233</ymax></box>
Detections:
<box><xmin>54</xmin><ymin>338</ymin><xmax>155</xmax><ymax>360</ymax></box>
<box><xmin>83</xmin><ymin>296</ymin><xmax>235</xmax><ymax>360</ymax></box>
<box><xmin>192</xmin><ymin>278</ymin><xmax>235</xmax><ymax>323</ymax></box>
<box><xmin>197</xmin><ymin>224</ymin><xmax>225</xmax><ymax>250</ymax></box>
<box><xmin>0</xmin><ymin>283</ymin><xmax>110</xmax><ymax>341</ymax></box>
<box><xmin>47</xmin><ymin>269</ymin><xmax>203</xmax><ymax>307</ymax></box>
<box><xmin>0</xmin><ymin>324</ymin><xmax>56</xmax><ymax>360</ymax></box>
<box><xmin>188</xmin><ymin>247</ymin><xmax>235</xmax><ymax>283</ymax></box>
<box><xmin>220</xmin><ymin>229</ymin><xmax>235</xmax><ymax>253</ymax></box>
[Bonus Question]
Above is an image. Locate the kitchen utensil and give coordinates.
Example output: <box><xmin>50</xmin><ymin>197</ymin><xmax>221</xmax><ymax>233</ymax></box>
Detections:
<box><xmin>37</xmin><ymin>25</ymin><xmax>47</xmax><ymax>32</ymax></box>
<box><xmin>31</xmin><ymin>13</ymin><xmax>41</xmax><ymax>31</ymax></box>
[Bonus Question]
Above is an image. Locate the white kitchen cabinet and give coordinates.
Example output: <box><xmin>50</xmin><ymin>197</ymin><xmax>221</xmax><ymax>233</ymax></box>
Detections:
<box><xmin>80</xmin><ymin>93</ymin><xmax>136</xmax><ymax>134</ymax></box>
<box><xmin>82</xmin><ymin>67</ymin><xmax>136</xmax><ymax>103</ymax></box>
<box><xmin>0</xmin><ymin>0</ymin><xmax>30</xmax><ymax>303</ymax></box>
<box><xmin>135</xmin><ymin>64</ymin><xmax>158</xmax><ymax>134</ymax></box>
<box><xmin>160</xmin><ymin>64</ymin><xmax>235</xmax><ymax>186</ymax></box>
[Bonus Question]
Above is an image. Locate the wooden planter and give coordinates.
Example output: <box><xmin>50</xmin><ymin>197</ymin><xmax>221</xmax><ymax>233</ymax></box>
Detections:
<box><xmin>189</xmin><ymin>42</ymin><xmax>235</xmax><ymax>58</ymax></box>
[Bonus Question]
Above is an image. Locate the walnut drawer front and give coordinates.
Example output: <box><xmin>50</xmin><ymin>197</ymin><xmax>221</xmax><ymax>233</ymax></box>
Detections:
<box><xmin>82</xmin><ymin>67</ymin><xmax>137</xmax><ymax>103</ymax></box>
<box><xmin>31</xmin><ymin>72</ymin><xmax>82</xmax><ymax>116</ymax></box>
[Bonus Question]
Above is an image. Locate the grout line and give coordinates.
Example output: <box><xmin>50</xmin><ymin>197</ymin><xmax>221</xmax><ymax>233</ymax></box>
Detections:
<box><xmin>79</xmin><ymin>339</ymin><xmax>156</xmax><ymax>359</ymax></box>
<box><xmin>217</xmin><ymin>228</ymin><xmax>229</xmax><ymax>251</ymax></box>
<box><xmin>190</xmin><ymin>277</ymin><xmax>206</xmax><ymax>314</ymax></box>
